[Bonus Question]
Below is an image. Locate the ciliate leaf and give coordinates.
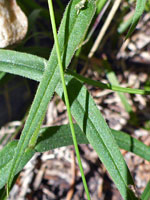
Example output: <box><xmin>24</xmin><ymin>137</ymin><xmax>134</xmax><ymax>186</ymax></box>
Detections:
<box><xmin>104</xmin><ymin>60</ymin><xmax>133</xmax><ymax>113</ymax></box>
<box><xmin>126</xmin><ymin>0</ymin><xmax>147</xmax><ymax>38</ymax></box>
<box><xmin>56</xmin><ymin>76</ymin><xmax>137</xmax><ymax>199</ymax></box>
<box><xmin>1</xmin><ymin>50</ymin><xmax>150</xmax><ymax>95</ymax></box>
<box><xmin>111</xmin><ymin>129</ymin><xmax>150</xmax><ymax>161</ymax></box>
<box><xmin>0</xmin><ymin>1</ymin><xmax>147</xmax><ymax>198</ymax></box>
<box><xmin>96</xmin><ymin>0</ymin><xmax>108</xmax><ymax>14</ymax></box>
<box><xmin>0</xmin><ymin>49</ymin><xmax>149</xmax><ymax>198</ymax></box>
<box><xmin>0</xmin><ymin>72</ymin><xmax>6</xmax><ymax>80</ymax></box>
<box><xmin>141</xmin><ymin>181</ymin><xmax>150</xmax><ymax>200</ymax></box>
<box><xmin>37</xmin><ymin>126</ymin><xmax>150</xmax><ymax>162</ymax></box>
<box><xmin>36</xmin><ymin>123</ymin><xmax>88</xmax><ymax>151</ymax></box>
<box><xmin>6</xmin><ymin>0</ymin><xmax>96</xmax><ymax>189</ymax></box>
<box><xmin>0</xmin><ymin>141</ymin><xmax>18</xmax><ymax>169</ymax></box>
<box><xmin>118</xmin><ymin>14</ymin><xmax>133</xmax><ymax>34</ymax></box>
<box><xmin>0</xmin><ymin>141</ymin><xmax>35</xmax><ymax>190</ymax></box>
<box><xmin>0</xmin><ymin>49</ymin><xmax>146</xmax><ymax>198</ymax></box>
<box><xmin>0</xmin><ymin>50</ymin><xmax>45</xmax><ymax>81</ymax></box>
<box><xmin>1</xmin><ymin>123</ymin><xmax>150</xmax><ymax>190</ymax></box>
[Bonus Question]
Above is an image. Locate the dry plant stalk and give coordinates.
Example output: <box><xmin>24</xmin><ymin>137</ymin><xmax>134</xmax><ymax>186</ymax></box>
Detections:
<box><xmin>0</xmin><ymin>0</ymin><xmax>28</xmax><ymax>48</ymax></box>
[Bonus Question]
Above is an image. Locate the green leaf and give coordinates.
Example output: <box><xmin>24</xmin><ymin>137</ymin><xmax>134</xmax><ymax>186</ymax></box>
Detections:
<box><xmin>141</xmin><ymin>181</ymin><xmax>150</xmax><ymax>200</ymax></box>
<box><xmin>111</xmin><ymin>129</ymin><xmax>150</xmax><ymax>161</ymax></box>
<box><xmin>37</xmin><ymin>125</ymin><xmax>150</xmax><ymax>163</ymax></box>
<box><xmin>0</xmin><ymin>50</ymin><xmax>45</xmax><ymax>81</ymax></box>
<box><xmin>0</xmin><ymin>141</ymin><xmax>18</xmax><ymax>169</ymax></box>
<box><xmin>7</xmin><ymin>0</ymin><xmax>96</xmax><ymax>190</ymax></box>
<box><xmin>0</xmin><ymin>49</ymin><xmax>145</xmax><ymax>197</ymax></box>
<box><xmin>36</xmin><ymin>124</ymin><xmax>88</xmax><ymax>151</ymax></box>
<box><xmin>0</xmin><ymin>124</ymin><xmax>87</xmax><ymax>190</ymax></box>
<box><xmin>126</xmin><ymin>0</ymin><xmax>147</xmax><ymax>38</ymax></box>
<box><xmin>56</xmin><ymin>76</ymin><xmax>137</xmax><ymax>199</ymax></box>
<box><xmin>118</xmin><ymin>14</ymin><xmax>133</xmax><ymax>34</ymax></box>
<box><xmin>96</xmin><ymin>0</ymin><xmax>108</xmax><ymax>14</ymax></box>
<box><xmin>0</xmin><ymin>141</ymin><xmax>35</xmax><ymax>190</ymax></box>
<box><xmin>1</xmin><ymin>123</ymin><xmax>150</xmax><ymax>190</ymax></box>
<box><xmin>103</xmin><ymin>60</ymin><xmax>133</xmax><ymax>113</ymax></box>
<box><xmin>1</xmin><ymin>50</ymin><xmax>150</xmax><ymax>95</ymax></box>
<box><xmin>0</xmin><ymin>72</ymin><xmax>6</xmax><ymax>81</ymax></box>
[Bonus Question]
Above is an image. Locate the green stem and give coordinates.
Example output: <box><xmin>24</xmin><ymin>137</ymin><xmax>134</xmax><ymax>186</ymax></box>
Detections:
<box><xmin>47</xmin><ymin>1</ymin><xmax>91</xmax><ymax>199</ymax></box>
<box><xmin>67</xmin><ymin>70</ymin><xmax>150</xmax><ymax>95</ymax></box>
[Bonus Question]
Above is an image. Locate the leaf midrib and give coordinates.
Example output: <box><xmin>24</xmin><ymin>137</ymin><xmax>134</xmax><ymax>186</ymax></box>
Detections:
<box><xmin>8</xmin><ymin>0</ymin><xmax>90</xmax><ymax>186</ymax></box>
<box><xmin>72</xmin><ymin>96</ymin><xmax>134</xmax><ymax>197</ymax></box>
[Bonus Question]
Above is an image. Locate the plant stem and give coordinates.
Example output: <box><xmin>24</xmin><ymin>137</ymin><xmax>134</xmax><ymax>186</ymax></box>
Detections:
<box><xmin>47</xmin><ymin>0</ymin><xmax>91</xmax><ymax>199</ymax></box>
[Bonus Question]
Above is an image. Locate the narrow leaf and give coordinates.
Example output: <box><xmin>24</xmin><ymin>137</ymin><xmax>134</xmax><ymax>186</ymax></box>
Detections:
<box><xmin>0</xmin><ymin>125</ymin><xmax>87</xmax><ymax>190</ymax></box>
<box><xmin>0</xmin><ymin>50</ymin><xmax>145</xmax><ymax>198</ymax></box>
<box><xmin>141</xmin><ymin>181</ymin><xmax>150</xmax><ymax>200</ymax></box>
<box><xmin>7</xmin><ymin>0</ymin><xmax>96</xmax><ymax>189</ymax></box>
<box><xmin>0</xmin><ymin>50</ymin><xmax>45</xmax><ymax>81</ymax></box>
<box><xmin>104</xmin><ymin>60</ymin><xmax>133</xmax><ymax>113</ymax></box>
<box><xmin>56</xmin><ymin>76</ymin><xmax>138</xmax><ymax>199</ymax></box>
<box><xmin>0</xmin><ymin>141</ymin><xmax>18</xmax><ymax>169</ymax></box>
<box><xmin>0</xmin><ymin>50</ymin><xmax>150</xmax><ymax>95</ymax></box>
<box><xmin>0</xmin><ymin>72</ymin><xmax>6</xmax><ymax>80</ymax></box>
<box><xmin>111</xmin><ymin>129</ymin><xmax>150</xmax><ymax>161</ymax></box>
<box><xmin>1</xmin><ymin>123</ymin><xmax>150</xmax><ymax>190</ymax></box>
<box><xmin>37</xmin><ymin>125</ymin><xmax>150</xmax><ymax>162</ymax></box>
<box><xmin>126</xmin><ymin>0</ymin><xmax>147</xmax><ymax>38</ymax></box>
<box><xmin>0</xmin><ymin>141</ymin><xmax>35</xmax><ymax>190</ymax></box>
